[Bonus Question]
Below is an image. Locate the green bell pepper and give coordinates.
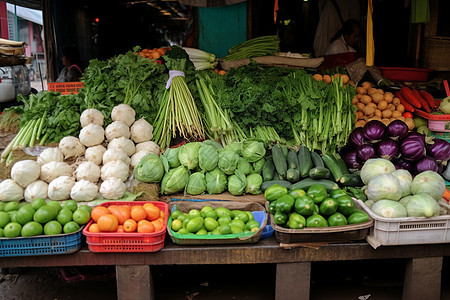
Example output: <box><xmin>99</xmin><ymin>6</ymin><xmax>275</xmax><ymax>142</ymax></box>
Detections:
<box><xmin>348</xmin><ymin>211</ymin><xmax>370</xmax><ymax>224</ymax></box>
<box><xmin>288</xmin><ymin>212</ymin><xmax>306</xmax><ymax>229</ymax></box>
<box><xmin>307</xmin><ymin>184</ymin><xmax>328</xmax><ymax>204</ymax></box>
<box><xmin>294</xmin><ymin>195</ymin><xmax>315</xmax><ymax>216</ymax></box>
<box><xmin>306</xmin><ymin>214</ymin><xmax>328</xmax><ymax>227</ymax></box>
<box><xmin>273</xmin><ymin>210</ymin><xmax>288</xmax><ymax>226</ymax></box>
<box><xmin>327</xmin><ymin>212</ymin><xmax>348</xmax><ymax>226</ymax></box>
<box><xmin>276</xmin><ymin>194</ymin><xmax>295</xmax><ymax>213</ymax></box>
<box><xmin>264</xmin><ymin>184</ymin><xmax>288</xmax><ymax>202</ymax></box>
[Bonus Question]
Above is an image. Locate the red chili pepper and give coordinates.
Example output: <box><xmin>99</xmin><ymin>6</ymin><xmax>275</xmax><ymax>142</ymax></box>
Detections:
<box><xmin>412</xmin><ymin>89</ymin><xmax>430</xmax><ymax>112</ymax></box>
<box><xmin>400</xmin><ymin>86</ymin><xmax>421</xmax><ymax>108</ymax></box>
<box><xmin>419</xmin><ymin>90</ymin><xmax>436</xmax><ymax>109</ymax></box>
<box><xmin>395</xmin><ymin>91</ymin><xmax>414</xmax><ymax>113</ymax></box>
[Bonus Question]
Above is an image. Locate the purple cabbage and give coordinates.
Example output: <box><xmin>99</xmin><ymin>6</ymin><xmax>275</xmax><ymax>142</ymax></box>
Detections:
<box><xmin>376</xmin><ymin>139</ymin><xmax>400</xmax><ymax>160</ymax></box>
<box><xmin>427</xmin><ymin>138</ymin><xmax>450</xmax><ymax>162</ymax></box>
<box><xmin>415</xmin><ymin>156</ymin><xmax>439</xmax><ymax>174</ymax></box>
<box><xmin>363</xmin><ymin>120</ymin><xmax>386</xmax><ymax>143</ymax></box>
<box><xmin>386</xmin><ymin>120</ymin><xmax>409</xmax><ymax>140</ymax></box>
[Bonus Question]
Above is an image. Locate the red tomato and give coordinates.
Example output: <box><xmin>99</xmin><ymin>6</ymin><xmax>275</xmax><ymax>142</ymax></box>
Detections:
<box><xmin>403</xmin><ymin>112</ymin><xmax>413</xmax><ymax>119</ymax></box>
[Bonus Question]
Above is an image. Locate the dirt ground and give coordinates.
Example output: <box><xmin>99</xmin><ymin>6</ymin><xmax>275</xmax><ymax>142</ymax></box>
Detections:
<box><xmin>2</xmin><ymin>258</ymin><xmax>449</xmax><ymax>300</ymax></box>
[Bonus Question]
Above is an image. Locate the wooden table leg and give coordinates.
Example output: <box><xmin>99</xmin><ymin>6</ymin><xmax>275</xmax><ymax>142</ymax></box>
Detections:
<box><xmin>276</xmin><ymin>262</ymin><xmax>311</xmax><ymax>300</ymax></box>
<box><xmin>116</xmin><ymin>265</ymin><xmax>154</xmax><ymax>300</ymax></box>
<box><xmin>402</xmin><ymin>256</ymin><xmax>443</xmax><ymax>300</ymax></box>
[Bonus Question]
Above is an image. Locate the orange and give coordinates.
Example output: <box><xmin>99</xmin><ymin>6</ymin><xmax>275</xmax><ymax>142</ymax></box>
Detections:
<box><xmin>97</xmin><ymin>214</ymin><xmax>119</xmax><ymax>232</ymax></box>
<box><xmin>91</xmin><ymin>206</ymin><xmax>110</xmax><ymax>223</ymax></box>
<box><xmin>109</xmin><ymin>206</ymin><xmax>130</xmax><ymax>225</ymax></box>
<box><xmin>143</xmin><ymin>203</ymin><xmax>160</xmax><ymax>221</ymax></box>
<box><xmin>131</xmin><ymin>206</ymin><xmax>147</xmax><ymax>222</ymax></box>
<box><xmin>88</xmin><ymin>223</ymin><xmax>101</xmax><ymax>233</ymax></box>
<box><xmin>151</xmin><ymin>220</ymin><xmax>164</xmax><ymax>232</ymax></box>
<box><xmin>160</xmin><ymin>211</ymin><xmax>165</xmax><ymax>219</ymax></box>
<box><xmin>123</xmin><ymin>219</ymin><xmax>137</xmax><ymax>232</ymax></box>
<box><xmin>116</xmin><ymin>225</ymin><xmax>125</xmax><ymax>233</ymax></box>
<box><xmin>137</xmin><ymin>220</ymin><xmax>155</xmax><ymax>233</ymax></box>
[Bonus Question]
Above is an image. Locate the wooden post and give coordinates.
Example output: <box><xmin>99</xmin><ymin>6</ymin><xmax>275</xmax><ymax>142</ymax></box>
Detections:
<box><xmin>276</xmin><ymin>262</ymin><xmax>311</xmax><ymax>300</ymax></box>
<box><xmin>402</xmin><ymin>257</ymin><xmax>443</xmax><ymax>300</ymax></box>
<box><xmin>116</xmin><ymin>265</ymin><xmax>153</xmax><ymax>300</ymax></box>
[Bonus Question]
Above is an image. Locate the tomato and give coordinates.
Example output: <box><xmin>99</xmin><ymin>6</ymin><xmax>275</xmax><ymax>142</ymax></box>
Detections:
<box><xmin>403</xmin><ymin>112</ymin><xmax>413</xmax><ymax>119</ymax></box>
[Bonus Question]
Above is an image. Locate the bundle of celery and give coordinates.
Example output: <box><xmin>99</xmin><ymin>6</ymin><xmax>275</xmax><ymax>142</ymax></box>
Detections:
<box><xmin>183</xmin><ymin>47</ymin><xmax>217</xmax><ymax>70</ymax></box>
<box><xmin>248</xmin><ymin>126</ymin><xmax>285</xmax><ymax>145</ymax></box>
<box><xmin>223</xmin><ymin>35</ymin><xmax>280</xmax><ymax>61</ymax></box>
<box><xmin>153</xmin><ymin>46</ymin><xmax>205</xmax><ymax>149</ymax></box>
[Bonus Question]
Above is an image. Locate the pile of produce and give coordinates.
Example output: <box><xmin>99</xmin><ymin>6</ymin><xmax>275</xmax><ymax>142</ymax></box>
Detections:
<box><xmin>222</xmin><ymin>35</ymin><xmax>280</xmax><ymax>61</ymax></box>
<box><xmin>360</xmin><ymin>158</ymin><xmax>446</xmax><ymax>218</ymax></box>
<box><xmin>169</xmin><ymin>205</ymin><xmax>261</xmax><ymax>235</ymax></box>
<box><xmin>265</xmin><ymin>184</ymin><xmax>369</xmax><ymax>228</ymax></box>
<box><xmin>396</xmin><ymin>86</ymin><xmax>436</xmax><ymax>114</ymax></box>
<box><xmin>134</xmin><ymin>140</ymin><xmax>266</xmax><ymax>196</ymax></box>
<box><xmin>0</xmin><ymin>199</ymin><xmax>91</xmax><ymax>238</ymax></box>
<box><xmin>342</xmin><ymin>120</ymin><xmax>450</xmax><ymax>175</ymax></box>
<box><xmin>87</xmin><ymin>203</ymin><xmax>165</xmax><ymax>233</ymax></box>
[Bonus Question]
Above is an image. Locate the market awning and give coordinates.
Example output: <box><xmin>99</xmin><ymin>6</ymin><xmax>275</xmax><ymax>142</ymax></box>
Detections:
<box><xmin>6</xmin><ymin>3</ymin><xmax>42</xmax><ymax>25</ymax></box>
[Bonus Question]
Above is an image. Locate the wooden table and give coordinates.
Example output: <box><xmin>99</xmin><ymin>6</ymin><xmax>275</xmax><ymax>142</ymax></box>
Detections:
<box><xmin>0</xmin><ymin>237</ymin><xmax>448</xmax><ymax>300</ymax></box>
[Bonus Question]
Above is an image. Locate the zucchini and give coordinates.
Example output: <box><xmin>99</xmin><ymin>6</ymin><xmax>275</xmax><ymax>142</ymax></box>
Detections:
<box><xmin>298</xmin><ymin>145</ymin><xmax>313</xmax><ymax>178</ymax></box>
<box><xmin>321</xmin><ymin>153</ymin><xmax>344</xmax><ymax>182</ymax></box>
<box><xmin>335</xmin><ymin>155</ymin><xmax>350</xmax><ymax>176</ymax></box>
<box><xmin>281</xmin><ymin>145</ymin><xmax>288</xmax><ymax>158</ymax></box>
<box><xmin>261</xmin><ymin>180</ymin><xmax>293</xmax><ymax>191</ymax></box>
<box><xmin>290</xmin><ymin>178</ymin><xmax>339</xmax><ymax>192</ymax></box>
<box><xmin>309</xmin><ymin>167</ymin><xmax>331</xmax><ymax>179</ymax></box>
<box><xmin>286</xmin><ymin>168</ymin><xmax>300</xmax><ymax>183</ymax></box>
<box><xmin>272</xmin><ymin>171</ymin><xmax>279</xmax><ymax>180</ymax></box>
<box><xmin>262</xmin><ymin>157</ymin><xmax>275</xmax><ymax>181</ymax></box>
<box><xmin>287</xmin><ymin>150</ymin><xmax>299</xmax><ymax>170</ymax></box>
<box><xmin>340</xmin><ymin>173</ymin><xmax>363</xmax><ymax>187</ymax></box>
<box><xmin>272</xmin><ymin>144</ymin><xmax>287</xmax><ymax>179</ymax></box>
<box><xmin>310</xmin><ymin>151</ymin><xmax>325</xmax><ymax>168</ymax></box>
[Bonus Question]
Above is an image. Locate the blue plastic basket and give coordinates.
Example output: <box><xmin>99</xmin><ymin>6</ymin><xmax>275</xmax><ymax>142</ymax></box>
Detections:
<box><xmin>0</xmin><ymin>227</ymin><xmax>83</xmax><ymax>257</ymax></box>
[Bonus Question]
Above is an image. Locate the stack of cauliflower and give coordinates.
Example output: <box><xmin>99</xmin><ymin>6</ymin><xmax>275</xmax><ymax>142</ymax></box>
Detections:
<box><xmin>0</xmin><ymin>104</ymin><xmax>160</xmax><ymax>203</ymax></box>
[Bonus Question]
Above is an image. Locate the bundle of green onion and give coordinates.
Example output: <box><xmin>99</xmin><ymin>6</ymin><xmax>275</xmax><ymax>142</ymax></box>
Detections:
<box><xmin>223</xmin><ymin>35</ymin><xmax>280</xmax><ymax>61</ymax></box>
<box><xmin>183</xmin><ymin>47</ymin><xmax>217</xmax><ymax>70</ymax></box>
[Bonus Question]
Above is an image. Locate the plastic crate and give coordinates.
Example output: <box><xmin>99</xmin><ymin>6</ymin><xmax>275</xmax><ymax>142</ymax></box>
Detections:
<box><xmin>83</xmin><ymin>201</ymin><xmax>168</xmax><ymax>253</ymax></box>
<box><xmin>413</xmin><ymin>99</ymin><xmax>450</xmax><ymax>132</ymax></box>
<box><xmin>47</xmin><ymin>82</ymin><xmax>84</xmax><ymax>95</ymax></box>
<box><xmin>356</xmin><ymin>199</ymin><xmax>450</xmax><ymax>247</ymax></box>
<box><xmin>0</xmin><ymin>227</ymin><xmax>83</xmax><ymax>257</ymax></box>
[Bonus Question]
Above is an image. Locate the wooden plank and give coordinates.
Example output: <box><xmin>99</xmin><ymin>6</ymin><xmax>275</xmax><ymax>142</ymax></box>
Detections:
<box><xmin>402</xmin><ymin>257</ymin><xmax>443</xmax><ymax>300</ymax></box>
<box><xmin>116</xmin><ymin>265</ymin><xmax>153</xmax><ymax>300</ymax></box>
<box><xmin>276</xmin><ymin>262</ymin><xmax>310</xmax><ymax>300</ymax></box>
<box><xmin>161</xmin><ymin>192</ymin><xmax>266</xmax><ymax>205</ymax></box>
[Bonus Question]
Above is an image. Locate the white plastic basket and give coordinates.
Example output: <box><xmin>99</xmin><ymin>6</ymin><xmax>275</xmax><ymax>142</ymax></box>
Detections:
<box><xmin>355</xmin><ymin>199</ymin><xmax>450</xmax><ymax>248</ymax></box>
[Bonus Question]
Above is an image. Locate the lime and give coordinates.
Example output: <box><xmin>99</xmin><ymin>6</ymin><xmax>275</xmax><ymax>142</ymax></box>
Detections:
<box><xmin>72</xmin><ymin>209</ymin><xmax>91</xmax><ymax>225</ymax></box>
<box><xmin>182</xmin><ymin>218</ymin><xmax>190</xmax><ymax>228</ymax></box>
<box><xmin>230</xmin><ymin>218</ymin><xmax>246</xmax><ymax>231</ymax></box>
<box><xmin>33</xmin><ymin>205</ymin><xmax>58</xmax><ymax>224</ymax></box>
<box><xmin>46</xmin><ymin>201</ymin><xmax>62</xmax><ymax>213</ymax></box>
<box><xmin>218</xmin><ymin>225</ymin><xmax>231</xmax><ymax>235</ymax></box>
<box><xmin>63</xmin><ymin>200</ymin><xmax>78</xmax><ymax>213</ymax></box>
<box><xmin>230</xmin><ymin>224</ymin><xmax>244</xmax><ymax>234</ymax></box>
<box><xmin>7</xmin><ymin>211</ymin><xmax>18</xmax><ymax>223</ymax></box>
<box><xmin>246</xmin><ymin>220</ymin><xmax>260</xmax><ymax>231</ymax></box>
<box><xmin>204</xmin><ymin>217</ymin><xmax>219</xmax><ymax>232</ymax></box>
<box><xmin>31</xmin><ymin>198</ymin><xmax>47</xmax><ymax>211</ymax></box>
<box><xmin>170</xmin><ymin>209</ymin><xmax>183</xmax><ymax>220</ymax></box>
<box><xmin>3</xmin><ymin>222</ymin><xmax>22</xmax><ymax>238</ymax></box>
<box><xmin>186</xmin><ymin>217</ymin><xmax>204</xmax><ymax>233</ymax></box>
<box><xmin>177</xmin><ymin>228</ymin><xmax>189</xmax><ymax>234</ymax></box>
<box><xmin>215</xmin><ymin>207</ymin><xmax>231</xmax><ymax>218</ymax></box>
<box><xmin>4</xmin><ymin>202</ymin><xmax>20</xmax><ymax>212</ymax></box>
<box><xmin>0</xmin><ymin>202</ymin><xmax>5</xmax><ymax>211</ymax></box>
<box><xmin>200</xmin><ymin>206</ymin><xmax>213</xmax><ymax>218</ymax></box>
<box><xmin>188</xmin><ymin>209</ymin><xmax>201</xmax><ymax>219</ymax></box>
<box><xmin>21</xmin><ymin>221</ymin><xmax>43</xmax><ymax>237</ymax></box>
<box><xmin>15</xmin><ymin>205</ymin><xmax>36</xmax><ymax>225</ymax></box>
<box><xmin>230</xmin><ymin>210</ymin><xmax>241</xmax><ymax>219</ymax></box>
<box><xmin>44</xmin><ymin>221</ymin><xmax>63</xmax><ymax>235</ymax></box>
<box><xmin>245</xmin><ymin>211</ymin><xmax>254</xmax><ymax>222</ymax></box>
<box><xmin>196</xmin><ymin>228</ymin><xmax>207</xmax><ymax>235</ymax></box>
<box><xmin>177</xmin><ymin>214</ymin><xmax>187</xmax><ymax>222</ymax></box>
<box><xmin>78</xmin><ymin>205</ymin><xmax>92</xmax><ymax>214</ymax></box>
<box><xmin>0</xmin><ymin>228</ymin><xmax>3</xmax><ymax>237</ymax></box>
<box><xmin>218</xmin><ymin>215</ymin><xmax>232</xmax><ymax>226</ymax></box>
<box><xmin>171</xmin><ymin>219</ymin><xmax>183</xmax><ymax>232</ymax></box>
<box><xmin>235</xmin><ymin>211</ymin><xmax>249</xmax><ymax>224</ymax></box>
<box><xmin>0</xmin><ymin>211</ymin><xmax>11</xmax><ymax>228</ymax></box>
<box><xmin>56</xmin><ymin>208</ymin><xmax>73</xmax><ymax>225</ymax></box>
<box><xmin>63</xmin><ymin>221</ymin><xmax>80</xmax><ymax>234</ymax></box>
<box><xmin>19</xmin><ymin>202</ymin><xmax>28</xmax><ymax>208</ymax></box>
<box><xmin>204</xmin><ymin>210</ymin><xmax>218</xmax><ymax>220</ymax></box>
<box><xmin>211</xmin><ymin>228</ymin><xmax>221</xmax><ymax>235</ymax></box>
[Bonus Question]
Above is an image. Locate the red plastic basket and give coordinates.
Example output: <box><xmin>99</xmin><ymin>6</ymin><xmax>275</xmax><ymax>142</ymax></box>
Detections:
<box><xmin>378</xmin><ymin>67</ymin><xmax>432</xmax><ymax>82</ymax></box>
<box><xmin>47</xmin><ymin>82</ymin><xmax>84</xmax><ymax>95</ymax></box>
<box><xmin>83</xmin><ymin>201</ymin><xmax>168</xmax><ymax>253</ymax></box>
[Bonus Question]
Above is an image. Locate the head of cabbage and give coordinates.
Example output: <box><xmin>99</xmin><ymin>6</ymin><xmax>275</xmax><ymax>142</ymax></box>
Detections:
<box><xmin>360</xmin><ymin>158</ymin><xmax>396</xmax><ymax>185</ymax></box>
<box><xmin>161</xmin><ymin>165</ymin><xmax>189</xmax><ymax>194</ymax></box>
<box><xmin>205</xmin><ymin>167</ymin><xmax>227</xmax><ymax>194</ymax></box>
<box><xmin>178</xmin><ymin>142</ymin><xmax>201</xmax><ymax>170</ymax></box>
<box><xmin>367</xmin><ymin>173</ymin><xmax>402</xmax><ymax>202</ymax></box>
<box><xmin>245</xmin><ymin>173</ymin><xmax>263</xmax><ymax>195</ymax></box>
<box><xmin>241</xmin><ymin>141</ymin><xmax>266</xmax><ymax>163</ymax></box>
<box><xmin>162</xmin><ymin>147</ymin><xmax>181</xmax><ymax>168</ymax></box>
<box><xmin>252</xmin><ymin>158</ymin><xmax>266</xmax><ymax>174</ymax></box>
<box><xmin>228</xmin><ymin>170</ymin><xmax>247</xmax><ymax>196</ymax></box>
<box><xmin>198</xmin><ymin>144</ymin><xmax>219</xmax><ymax>172</ymax></box>
<box><xmin>186</xmin><ymin>172</ymin><xmax>206</xmax><ymax>195</ymax></box>
<box><xmin>405</xmin><ymin>193</ymin><xmax>441</xmax><ymax>217</ymax></box>
<box><xmin>134</xmin><ymin>153</ymin><xmax>165</xmax><ymax>183</ymax></box>
<box><xmin>237</xmin><ymin>157</ymin><xmax>252</xmax><ymax>175</ymax></box>
<box><xmin>411</xmin><ymin>170</ymin><xmax>445</xmax><ymax>201</ymax></box>
<box><xmin>218</xmin><ymin>149</ymin><xmax>239</xmax><ymax>175</ymax></box>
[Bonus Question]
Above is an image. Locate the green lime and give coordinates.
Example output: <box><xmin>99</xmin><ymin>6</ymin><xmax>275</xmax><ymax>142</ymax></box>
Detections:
<box><xmin>21</xmin><ymin>221</ymin><xmax>43</xmax><ymax>237</ymax></box>
<box><xmin>204</xmin><ymin>210</ymin><xmax>218</xmax><ymax>220</ymax></box>
<box><xmin>235</xmin><ymin>211</ymin><xmax>249</xmax><ymax>223</ymax></box>
<box><xmin>177</xmin><ymin>214</ymin><xmax>187</xmax><ymax>222</ymax></box>
<box><xmin>46</xmin><ymin>201</ymin><xmax>62</xmax><ymax>213</ymax></box>
<box><xmin>211</xmin><ymin>228</ymin><xmax>221</xmax><ymax>235</ymax></box>
<box><xmin>56</xmin><ymin>208</ymin><xmax>73</xmax><ymax>226</ymax></box>
<box><xmin>44</xmin><ymin>221</ymin><xmax>63</xmax><ymax>235</ymax></box>
<box><xmin>72</xmin><ymin>209</ymin><xmax>90</xmax><ymax>225</ymax></box>
<box><xmin>78</xmin><ymin>205</ymin><xmax>92</xmax><ymax>214</ymax></box>
<box><xmin>218</xmin><ymin>225</ymin><xmax>231</xmax><ymax>235</ymax></box>
<box><xmin>215</xmin><ymin>207</ymin><xmax>231</xmax><ymax>218</ymax></box>
<box><xmin>7</xmin><ymin>211</ymin><xmax>17</xmax><ymax>223</ymax></box>
<box><xmin>63</xmin><ymin>221</ymin><xmax>80</xmax><ymax>234</ymax></box>
<box><xmin>196</xmin><ymin>228</ymin><xmax>207</xmax><ymax>235</ymax></box>
<box><xmin>4</xmin><ymin>202</ymin><xmax>20</xmax><ymax>212</ymax></box>
<box><xmin>170</xmin><ymin>209</ymin><xmax>183</xmax><ymax>220</ymax></box>
<box><xmin>0</xmin><ymin>202</ymin><xmax>5</xmax><ymax>211</ymax></box>
<box><xmin>230</xmin><ymin>210</ymin><xmax>242</xmax><ymax>219</ymax></box>
<box><xmin>246</xmin><ymin>220</ymin><xmax>260</xmax><ymax>231</ymax></box>
<box><xmin>63</xmin><ymin>200</ymin><xmax>78</xmax><ymax>213</ymax></box>
<box><xmin>230</xmin><ymin>224</ymin><xmax>244</xmax><ymax>234</ymax></box>
<box><xmin>186</xmin><ymin>217</ymin><xmax>204</xmax><ymax>233</ymax></box>
<box><xmin>204</xmin><ymin>217</ymin><xmax>219</xmax><ymax>232</ymax></box>
<box><xmin>218</xmin><ymin>215</ymin><xmax>231</xmax><ymax>226</ymax></box>
<box><xmin>0</xmin><ymin>211</ymin><xmax>11</xmax><ymax>228</ymax></box>
<box><xmin>230</xmin><ymin>218</ymin><xmax>246</xmax><ymax>231</ymax></box>
<box><xmin>19</xmin><ymin>202</ymin><xmax>28</xmax><ymax>208</ymax></box>
<box><xmin>33</xmin><ymin>205</ymin><xmax>58</xmax><ymax>224</ymax></box>
<box><xmin>200</xmin><ymin>206</ymin><xmax>213</xmax><ymax>218</ymax></box>
<box><xmin>171</xmin><ymin>219</ymin><xmax>183</xmax><ymax>232</ymax></box>
<box><xmin>30</xmin><ymin>198</ymin><xmax>46</xmax><ymax>211</ymax></box>
<box><xmin>15</xmin><ymin>205</ymin><xmax>35</xmax><ymax>225</ymax></box>
<box><xmin>188</xmin><ymin>209</ymin><xmax>201</xmax><ymax>219</ymax></box>
<box><xmin>177</xmin><ymin>228</ymin><xmax>189</xmax><ymax>234</ymax></box>
<box><xmin>244</xmin><ymin>211</ymin><xmax>254</xmax><ymax>222</ymax></box>
<box><xmin>3</xmin><ymin>222</ymin><xmax>22</xmax><ymax>238</ymax></box>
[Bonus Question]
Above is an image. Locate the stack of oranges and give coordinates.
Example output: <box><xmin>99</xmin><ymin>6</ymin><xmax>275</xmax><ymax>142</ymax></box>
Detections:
<box><xmin>136</xmin><ymin>47</ymin><xmax>168</xmax><ymax>60</ymax></box>
<box><xmin>88</xmin><ymin>203</ymin><xmax>165</xmax><ymax>234</ymax></box>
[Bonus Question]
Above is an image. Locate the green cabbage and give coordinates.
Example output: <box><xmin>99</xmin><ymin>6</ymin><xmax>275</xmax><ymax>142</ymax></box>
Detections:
<box><xmin>202</xmin><ymin>139</ymin><xmax>223</xmax><ymax>150</ymax></box>
<box><xmin>162</xmin><ymin>147</ymin><xmax>181</xmax><ymax>168</ymax></box>
<box><xmin>178</xmin><ymin>142</ymin><xmax>201</xmax><ymax>170</ymax></box>
<box><xmin>399</xmin><ymin>195</ymin><xmax>413</xmax><ymax>207</ymax></box>
<box><xmin>161</xmin><ymin>165</ymin><xmax>189</xmax><ymax>194</ymax></box>
<box><xmin>228</xmin><ymin>170</ymin><xmax>247</xmax><ymax>196</ymax></box>
<box><xmin>245</xmin><ymin>173</ymin><xmax>263</xmax><ymax>195</ymax></box>
<box><xmin>252</xmin><ymin>158</ymin><xmax>266</xmax><ymax>174</ymax></box>
<box><xmin>439</xmin><ymin>96</ymin><xmax>450</xmax><ymax>114</ymax></box>
<box><xmin>186</xmin><ymin>172</ymin><xmax>206</xmax><ymax>195</ymax></box>
<box><xmin>226</xmin><ymin>142</ymin><xmax>242</xmax><ymax>156</ymax></box>
<box><xmin>406</xmin><ymin>194</ymin><xmax>440</xmax><ymax>217</ymax></box>
<box><xmin>367</xmin><ymin>173</ymin><xmax>402</xmax><ymax>202</ymax></box>
<box><xmin>360</xmin><ymin>158</ymin><xmax>396</xmax><ymax>185</ymax></box>
<box><xmin>391</xmin><ymin>169</ymin><xmax>412</xmax><ymax>197</ymax></box>
<box><xmin>218</xmin><ymin>149</ymin><xmax>240</xmax><ymax>175</ymax></box>
<box><xmin>237</xmin><ymin>157</ymin><xmax>252</xmax><ymax>175</ymax></box>
<box><xmin>241</xmin><ymin>141</ymin><xmax>266</xmax><ymax>162</ymax></box>
<box><xmin>134</xmin><ymin>153</ymin><xmax>165</xmax><ymax>183</ymax></box>
<box><xmin>198</xmin><ymin>144</ymin><xmax>219</xmax><ymax>172</ymax></box>
<box><xmin>205</xmin><ymin>167</ymin><xmax>227</xmax><ymax>194</ymax></box>
<box><xmin>411</xmin><ymin>171</ymin><xmax>445</xmax><ymax>201</ymax></box>
<box><xmin>371</xmin><ymin>199</ymin><xmax>407</xmax><ymax>218</ymax></box>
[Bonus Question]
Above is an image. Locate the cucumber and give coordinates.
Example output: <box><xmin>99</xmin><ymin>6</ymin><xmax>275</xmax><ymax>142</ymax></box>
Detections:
<box><xmin>335</xmin><ymin>155</ymin><xmax>350</xmax><ymax>176</ymax></box>
<box><xmin>290</xmin><ymin>178</ymin><xmax>339</xmax><ymax>192</ymax></box>
<box><xmin>298</xmin><ymin>146</ymin><xmax>312</xmax><ymax>178</ymax></box>
<box><xmin>262</xmin><ymin>157</ymin><xmax>275</xmax><ymax>181</ymax></box>
<box><xmin>286</xmin><ymin>168</ymin><xmax>300</xmax><ymax>183</ymax></box>
<box><xmin>321</xmin><ymin>153</ymin><xmax>344</xmax><ymax>182</ymax></box>
<box><xmin>309</xmin><ymin>167</ymin><xmax>331</xmax><ymax>179</ymax></box>
<box><xmin>340</xmin><ymin>173</ymin><xmax>363</xmax><ymax>187</ymax></box>
<box><xmin>287</xmin><ymin>150</ymin><xmax>299</xmax><ymax>170</ymax></box>
<box><xmin>310</xmin><ymin>151</ymin><xmax>325</xmax><ymax>168</ymax></box>
<box><xmin>281</xmin><ymin>145</ymin><xmax>288</xmax><ymax>158</ymax></box>
<box><xmin>272</xmin><ymin>144</ymin><xmax>287</xmax><ymax>179</ymax></box>
<box><xmin>272</xmin><ymin>171</ymin><xmax>279</xmax><ymax>180</ymax></box>
<box><xmin>261</xmin><ymin>180</ymin><xmax>293</xmax><ymax>191</ymax></box>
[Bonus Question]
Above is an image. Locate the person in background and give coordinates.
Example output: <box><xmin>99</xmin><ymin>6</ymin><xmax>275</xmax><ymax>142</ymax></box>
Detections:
<box><xmin>325</xmin><ymin>19</ymin><xmax>361</xmax><ymax>55</ymax></box>
<box><xmin>56</xmin><ymin>45</ymin><xmax>83</xmax><ymax>82</ymax></box>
